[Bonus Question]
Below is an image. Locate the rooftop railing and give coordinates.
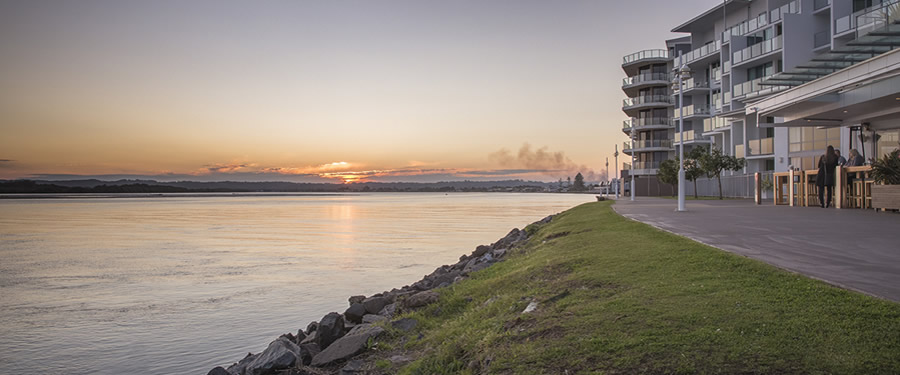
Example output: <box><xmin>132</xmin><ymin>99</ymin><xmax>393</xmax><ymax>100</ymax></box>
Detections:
<box><xmin>623</xmin><ymin>49</ymin><xmax>670</xmax><ymax>65</ymax></box>
<box><xmin>724</xmin><ymin>1</ymin><xmax>799</xmax><ymax>41</ymax></box>
<box><xmin>622</xmin><ymin>72</ymin><xmax>670</xmax><ymax>87</ymax></box>
<box><xmin>679</xmin><ymin>40</ymin><xmax>722</xmax><ymax>64</ymax></box>
<box><xmin>733</xmin><ymin>35</ymin><xmax>783</xmax><ymax>66</ymax></box>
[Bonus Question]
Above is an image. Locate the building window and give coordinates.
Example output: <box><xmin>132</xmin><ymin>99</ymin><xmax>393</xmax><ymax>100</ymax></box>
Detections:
<box><xmin>877</xmin><ymin>130</ymin><xmax>899</xmax><ymax>158</ymax></box>
<box><xmin>788</xmin><ymin>126</ymin><xmax>842</xmax><ymax>170</ymax></box>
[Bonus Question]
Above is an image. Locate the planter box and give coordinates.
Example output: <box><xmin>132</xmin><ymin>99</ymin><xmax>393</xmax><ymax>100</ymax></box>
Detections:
<box><xmin>872</xmin><ymin>185</ymin><xmax>900</xmax><ymax>210</ymax></box>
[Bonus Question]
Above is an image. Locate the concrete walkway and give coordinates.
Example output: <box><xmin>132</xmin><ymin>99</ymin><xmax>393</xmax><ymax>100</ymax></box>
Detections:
<box><xmin>612</xmin><ymin>198</ymin><xmax>900</xmax><ymax>302</ymax></box>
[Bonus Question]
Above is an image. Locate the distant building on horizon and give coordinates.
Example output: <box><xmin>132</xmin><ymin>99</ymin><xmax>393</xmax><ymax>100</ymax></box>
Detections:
<box><xmin>620</xmin><ymin>0</ymin><xmax>900</xmax><ymax>197</ymax></box>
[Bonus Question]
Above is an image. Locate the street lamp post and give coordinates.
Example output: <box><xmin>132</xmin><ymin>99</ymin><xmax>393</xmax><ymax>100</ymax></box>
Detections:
<box><xmin>614</xmin><ymin>145</ymin><xmax>619</xmax><ymax>199</ymax></box>
<box><xmin>672</xmin><ymin>52</ymin><xmax>691</xmax><ymax>212</ymax></box>
<box><xmin>605</xmin><ymin>157</ymin><xmax>609</xmax><ymax>197</ymax></box>
<box><xmin>630</xmin><ymin>126</ymin><xmax>636</xmax><ymax>201</ymax></box>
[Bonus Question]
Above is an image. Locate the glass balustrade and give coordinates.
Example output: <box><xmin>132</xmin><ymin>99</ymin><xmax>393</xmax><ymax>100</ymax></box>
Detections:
<box><xmin>624</xmin><ymin>140</ymin><xmax>674</xmax><ymax>150</ymax></box>
<box><xmin>733</xmin><ymin>35</ymin><xmax>783</xmax><ymax>65</ymax></box>
<box><xmin>814</xmin><ymin>30</ymin><xmax>830</xmax><ymax>48</ymax></box>
<box><xmin>814</xmin><ymin>0</ymin><xmax>831</xmax><ymax>11</ymax></box>
<box><xmin>748</xmin><ymin>138</ymin><xmax>775</xmax><ymax>155</ymax></box>
<box><xmin>724</xmin><ymin>1</ymin><xmax>799</xmax><ymax>41</ymax></box>
<box><xmin>735</xmin><ymin>144</ymin><xmax>745</xmax><ymax>158</ymax></box>
<box><xmin>733</xmin><ymin>75</ymin><xmax>790</xmax><ymax>98</ymax></box>
<box><xmin>703</xmin><ymin>116</ymin><xmax>731</xmax><ymax>132</ymax></box>
<box><xmin>677</xmin><ymin>40</ymin><xmax>722</xmax><ymax>65</ymax></box>
<box><xmin>623</xmin><ymin>95</ymin><xmax>672</xmax><ymax>108</ymax></box>
<box><xmin>622</xmin><ymin>72</ymin><xmax>670</xmax><ymax>87</ymax></box>
<box><xmin>678</xmin><ymin>104</ymin><xmax>710</xmax><ymax>117</ymax></box>
<box><xmin>623</xmin><ymin>117</ymin><xmax>671</xmax><ymax>129</ymax></box>
<box><xmin>631</xmin><ymin>161</ymin><xmax>662</xmax><ymax>171</ymax></box>
<box><xmin>623</xmin><ymin>49</ymin><xmax>669</xmax><ymax>65</ymax></box>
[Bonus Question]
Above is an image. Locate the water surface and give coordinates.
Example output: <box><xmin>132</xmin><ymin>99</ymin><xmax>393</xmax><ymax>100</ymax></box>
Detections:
<box><xmin>0</xmin><ymin>193</ymin><xmax>592</xmax><ymax>374</ymax></box>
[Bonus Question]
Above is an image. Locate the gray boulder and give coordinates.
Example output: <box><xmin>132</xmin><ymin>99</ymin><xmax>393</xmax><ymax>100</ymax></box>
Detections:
<box><xmin>298</xmin><ymin>342</ymin><xmax>320</xmax><ymax>366</ymax></box>
<box><xmin>339</xmin><ymin>359</ymin><xmax>365</xmax><ymax>374</ymax></box>
<box><xmin>404</xmin><ymin>290</ymin><xmax>438</xmax><ymax>309</ymax></box>
<box><xmin>343</xmin><ymin>303</ymin><xmax>366</xmax><ymax>324</ymax></box>
<box><xmin>362</xmin><ymin>296</ymin><xmax>388</xmax><ymax>314</ymax></box>
<box><xmin>348</xmin><ymin>295</ymin><xmax>366</xmax><ymax>305</ymax></box>
<box><xmin>315</xmin><ymin>312</ymin><xmax>345</xmax><ymax>350</ymax></box>
<box><xmin>226</xmin><ymin>353</ymin><xmax>258</xmax><ymax>375</ymax></box>
<box><xmin>472</xmin><ymin>245</ymin><xmax>491</xmax><ymax>257</ymax></box>
<box><xmin>377</xmin><ymin>303</ymin><xmax>397</xmax><ymax>317</ymax></box>
<box><xmin>311</xmin><ymin>324</ymin><xmax>385</xmax><ymax>367</ymax></box>
<box><xmin>362</xmin><ymin>314</ymin><xmax>387</xmax><ymax>324</ymax></box>
<box><xmin>207</xmin><ymin>366</ymin><xmax>230</xmax><ymax>375</ymax></box>
<box><xmin>391</xmin><ymin>317</ymin><xmax>418</xmax><ymax>332</ymax></box>
<box><xmin>305</xmin><ymin>321</ymin><xmax>318</xmax><ymax>335</ymax></box>
<box><xmin>492</xmin><ymin>228</ymin><xmax>526</xmax><ymax>250</ymax></box>
<box><xmin>238</xmin><ymin>337</ymin><xmax>302</xmax><ymax>375</ymax></box>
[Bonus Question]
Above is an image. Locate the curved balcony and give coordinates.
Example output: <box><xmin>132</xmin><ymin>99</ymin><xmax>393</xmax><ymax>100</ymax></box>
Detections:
<box><xmin>622</xmin><ymin>49</ymin><xmax>670</xmax><ymax>75</ymax></box>
<box><xmin>622</xmin><ymin>117</ymin><xmax>673</xmax><ymax>134</ymax></box>
<box><xmin>622</xmin><ymin>95</ymin><xmax>673</xmax><ymax>116</ymax></box>
<box><xmin>622</xmin><ymin>73</ymin><xmax>670</xmax><ymax>96</ymax></box>
<box><xmin>623</xmin><ymin>139</ymin><xmax>674</xmax><ymax>153</ymax></box>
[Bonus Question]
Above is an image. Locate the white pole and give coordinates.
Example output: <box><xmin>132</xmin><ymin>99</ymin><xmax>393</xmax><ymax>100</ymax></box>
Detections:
<box><xmin>677</xmin><ymin>52</ymin><xmax>686</xmax><ymax>212</ymax></box>
<box><xmin>615</xmin><ymin>145</ymin><xmax>619</xmax><ymax>199</ymax></box>
<box><xmin>630</xmin><ymin>127</ymin><xmax>636</xmax><ymax>201</ymax></box>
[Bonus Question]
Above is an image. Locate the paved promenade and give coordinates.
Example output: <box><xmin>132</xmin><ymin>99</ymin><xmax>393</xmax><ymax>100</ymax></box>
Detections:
<box><xmin>612</xmin><ymin>198</ymin><xmax>900</xmax><ymax>302</ymax></box>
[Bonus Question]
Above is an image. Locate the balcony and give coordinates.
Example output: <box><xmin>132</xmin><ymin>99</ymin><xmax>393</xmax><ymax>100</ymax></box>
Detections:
<box><xmin>814</xmin><ymin>0</ymin><xmax>831</xmax><ymax>11</ymax></box>
<box><xmin>625</xmin><ymin>161</ymin><xmax>663</xmax><ymax>175</ymax></box>
<box><xmin>678</xmin><ymin>40</ymin><xmax>722</xmax><ymax>65</ymax></box>
<box><xmin>814</xmin><ymin>30</ymin><xmax>830</xmax><ymax>49</ymax></box>
<box><xmin>674</xmin><ymin>130</ymin><xmax>712</xmax><ymax>143</ymax></box>
<box><xmin>622</xmin><ymin>95</ymin><xmax>673</xmax><ymax>114</ymax></box>
<box><xmin>732</xmin><ymin>75</ymin><xmax>790</xmax><ymax>99</ymax></box>
<box><xmin>703</xmin><ymin>116</ymin><xmax>731</xmax><ymax>132</ymax></box>
<box><xmin>673</xmin><ymin>77</ymin><xmax>709</xmax><ymax>93</ymax></box>
<box><xmin>623</xmin><ymin>117</ymin><xmax>672</xmax><ymax>132</ymax></box>
<box><xmin>733</xmin><ymin>35</ymin><xmax>783</xmax><ymax>66</ymax></box>
<box><xmin>675</xmin><ymin>104</ymin><xmax>710</xmax><ymax>119</ymax></box>
<box><xmin>748</xmin><ymin>137</ymin><xmax>775</xmax><ymax>156</ymax></box>
<box><xmin>622</xmin><ymin>49</ymin><xmax>670</xmax><ymax>74</ymax></box>
<box><xmin>836</xmin><ymin>0</ymin><xmax>900</xmax><ymax>37</ymax></box>
<box><xmin>735</xmin><ymin>144</ymin><xmax>745</xmax><ymax>158</ymax></box>
<box><xmin>623</xmin><ymin>139</ymin><xmax>674</xmax><ymax>153</ymax></box>
<box><xmin>723</xmin><ymin>0</ymin><xmax>799</xmax><ymax>42</ymax></box>
<box><xmin>622</xmin><ymin>73</ymin><xmax>670</xmax><ymax>96</ymax></box>
<box><xmin>712</xmin><ymin>67</ymin><xmax>722</xmax><ymax>82</ymax></box>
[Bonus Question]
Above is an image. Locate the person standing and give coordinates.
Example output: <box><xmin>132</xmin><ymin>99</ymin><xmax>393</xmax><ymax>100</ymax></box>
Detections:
<box><xmin>816</xmin><ymin>145</ymin><xmax>839</xmax><ymax>208</ymax></box>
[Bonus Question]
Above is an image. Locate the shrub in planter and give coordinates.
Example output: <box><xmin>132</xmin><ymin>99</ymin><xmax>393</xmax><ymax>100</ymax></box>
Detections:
<box><xmin>871</xmin><ymin>150</ymin><xmax>900</xmax><ymax>210</ymax></box>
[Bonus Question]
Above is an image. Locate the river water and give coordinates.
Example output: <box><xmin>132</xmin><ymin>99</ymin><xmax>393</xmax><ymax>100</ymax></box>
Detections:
<box><xmin>0</xmin><ymin>193</ymin><xmax>592</xmax><ymax>374</ymax></box>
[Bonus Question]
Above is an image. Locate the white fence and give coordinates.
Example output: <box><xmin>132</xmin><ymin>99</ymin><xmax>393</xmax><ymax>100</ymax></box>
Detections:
<box><xmin>684</xmin><ymin>172</ymin><xmax>774</xmax><ymax>199</ymax></box>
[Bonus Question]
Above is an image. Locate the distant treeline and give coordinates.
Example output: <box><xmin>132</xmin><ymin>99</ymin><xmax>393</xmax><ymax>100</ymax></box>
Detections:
<box><xmin>0</xmin><ymin>180</ymin><xmax>241</xmax><ymax>194</ymax></box>
<box><xmin>0</xmin><ymin>179</ymin><xmax>551</xmax><ymax>194</ymax></box>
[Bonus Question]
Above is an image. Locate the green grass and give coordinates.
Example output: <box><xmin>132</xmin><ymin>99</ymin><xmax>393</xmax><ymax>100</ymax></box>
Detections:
<box><xmin>377</xmin><ymin>201</ymin><xmax>900</xmax><ymax>374</ymax></box>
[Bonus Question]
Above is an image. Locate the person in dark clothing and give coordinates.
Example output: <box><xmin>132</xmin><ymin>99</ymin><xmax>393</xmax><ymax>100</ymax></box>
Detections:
<box><xmin>816</xmin><ymin>145</ymin><xmax>839</xmax><ymax>208</ymax></box>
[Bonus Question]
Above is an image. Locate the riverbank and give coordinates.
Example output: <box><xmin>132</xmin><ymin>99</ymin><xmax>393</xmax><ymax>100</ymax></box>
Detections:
<box><xmin>212</xmin><ymin>201</ymin><xmax>900</xmax><ymax>374</ymax></box>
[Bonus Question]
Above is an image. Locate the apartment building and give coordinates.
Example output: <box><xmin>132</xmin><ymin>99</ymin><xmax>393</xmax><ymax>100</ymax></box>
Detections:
<box><xmin>621</xmin><ymin>0</ymin><xmax>900</xmax><ymax>197</ymax></box>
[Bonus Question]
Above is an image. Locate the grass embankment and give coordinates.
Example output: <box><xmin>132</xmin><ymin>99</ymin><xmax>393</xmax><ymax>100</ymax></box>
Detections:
<box><xmin>372</xmin><ymin>201</ymin><xmax>900</xmax><ymax>374</ymax></box>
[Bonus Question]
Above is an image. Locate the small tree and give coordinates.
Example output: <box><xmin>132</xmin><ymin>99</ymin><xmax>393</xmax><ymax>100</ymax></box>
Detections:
<box><xmin>699</xmin><ymin>146</ymin><xmax>746</xmax><ymax>199</ymax></box>
<box><xmin>685</xmin><ymin>146</ymin><xmax>707</xmax><ymax>198</ymax></box>
<box><xmin>572</xmin><ymin>172</ymin><xmax>586</xmax><ymax>191</ymax></box>
<box><xmin>657</xmin><ymin>159</ymin><xmax>679</xmax><ymax>197</ymax></box>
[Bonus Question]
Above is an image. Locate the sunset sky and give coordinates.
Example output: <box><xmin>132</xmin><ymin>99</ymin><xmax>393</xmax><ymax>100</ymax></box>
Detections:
<box><xmin>1</xmin><ymin>0</ymin><xmax>721</xmax><ymax>183</ymax></box>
